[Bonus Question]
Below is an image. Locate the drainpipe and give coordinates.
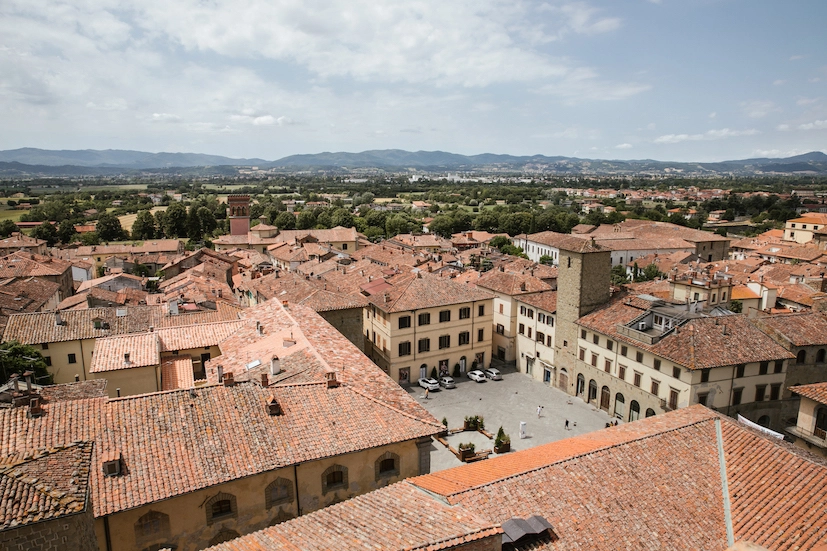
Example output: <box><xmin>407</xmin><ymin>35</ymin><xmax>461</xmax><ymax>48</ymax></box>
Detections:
<box><xmin>104</xmin><ymin>516</ymin><xmax>112</xmax><ymax>551</ymax></box>
<box><xmin>79</xmin><ymin>339</ymin><xmax>87</xmax><ymax>381</ymax></box>
<box><xmin>293</xmin><ymin>464</ymin><xmax>302</xmax><ymax>517</ymax></box>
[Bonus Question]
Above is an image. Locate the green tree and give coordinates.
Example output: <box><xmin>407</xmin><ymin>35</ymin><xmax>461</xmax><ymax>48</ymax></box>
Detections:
<box><xmin>0</xmin><ymin>219</ymin><xmax>19</xmax><ymax>237</ymax></box>
<box><xmin>315</xmin><ymin>211</ymin><xmax>332</xmax><ymax>228</ymax></box>
<box><xmin>57</xmin><ymin>219</ymin><xmax>78</xmax><ymax>245</ymax></box>
<box><xmin>164</xmin><ymin>202</ymin><xmax>188</xmax><ymax>238</ymax></box>
<box><xmin>31</xmin><ymin>221</ymin><xmax>58</xmax><ymax>246</ymax></box>
<box><xmin>196</xmin><ymin>207</ymin><xmax>217</xmax><ymax>236</ymax></box>
<box><xmin>186</xmin><ymin>206</ymin><xmax>202</xmax><ymax>240</ymax></box>
<box><xmin>385</xmin><ymin>214</ymin><xmax>418</xmax><ymax>237</ymax></box>
<box><xmin>131</xmin><ymin>210</ymin><xmax>157</xmax><ymax>240</ymax></box>
<box><xmin>611</xmin><ymin>264</ymin><xmax>629</xmax><ymax>285</ymax></box>
<box><xmin>296</xmin><ymin>209</ymin><xmax>316</xmax><ymax>230</ymax></box>
<box><xmin>730</xmin><ymin>300</ymin><xmax>743</xmax><ymax>313</ymax></box>
<box><xmin>274</xmin><ymin>211</ymin><xmax>296</xmax><ymax>230</ymax></box>
<box><xmin>0</xmin><ymin>341</ymin><xmax>50</xmax><ymax>385</ymax></box>
<box><xmin>80</xmin><ymin>231</ymin><xmax>101</xmax><ymax>246</ymax></box>
<box><xmin>97</xmin><ymin>212</ymin><xmax>127</xmax><ymax>242</ymax></box>
<box><xmin>330</xmin><ymin>208</ymin><xmax>354</xmax><ymax>228</ymax></box>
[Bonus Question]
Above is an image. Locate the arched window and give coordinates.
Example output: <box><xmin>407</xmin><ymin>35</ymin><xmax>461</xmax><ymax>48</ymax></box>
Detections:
<box><xmin>588</xmin><ymin>379</ymin><xmax>598</xmax><ymax>403</ymax></box>
<box><xmin>209</xmin><ymin>529</ymin><xmax>240</xmax><ymax>546</ymax></box>
<box><xmin>134</xmin><ymin>511</ymin><xmax>170</xmax><ymax>545</ymax></box>
<box><xmin>375</xmin><ymin>451</ymin><xmax>400</xmax><ymax>481</ymax></box>
<box><xmin>757</xmin><ymin>415</ymin><xmax>771</xmax><ymax>428</ymax></box>
<box><xmin>629</xmin><ymin>400</ymin><xmax>640</xmax><ymax>422</ymax></box>
<box><xmin>205</xmin><ymin>492</ymin><xmax>237</xmax><ymax>525</ymax></box>
<box><xmin>322</xmin><ymin>464</ymin><xmax>348</xmax><ymax>495</ymax></box>
<box><xmin>797</xmin><ymin>350</ymin><xmax>807</xmax><ymax>364</ymax></box>
<box><xmin>614</xmin><ymin>393</ymin><xmax>625</xmax><ymax>418</ymax></box>
<box><xmin>645</xmin><ymin>408</ymin><xmax>656</xmax><ymax>418</ymax></box>
<box><xmin>576</xmin><ymin>374</ymin><xmax>585</xmax><ymax>397</ymax></box>
<box><xmin>265</xmin><ymin>477</ymin><xmax>294</xmax><ymax>509</ymax></box>
<box><xmin>817</xmin><ymin>349</ymin><xmax>826</xmax><ymax>363</ymax></box>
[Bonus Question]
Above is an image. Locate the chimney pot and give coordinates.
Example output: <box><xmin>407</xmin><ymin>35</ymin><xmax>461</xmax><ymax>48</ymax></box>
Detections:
<box><xmin>75</xmin><ymin>374</ymin><xmax>80</xmax><ymax>382</ymax></box>
<box><xmin>224</xmin><ymin>372</ymin><xmax>235</xmax><ymax>387</ymax></box>
<box><xmin>261</xmin><ymin>373</ymin><xmax>269</xmax><ymax>387</ymax></box>
<box><xmin>124</xmin><ymin>352</ymin><xmax>130</xmax><ymax>363</ymax></box>
<box><xmin>116</xmin><ymin>388</ymin><xmax>121</xmax><ymax>397</ymax></box>
<box><xmin>326</xmin><ymin>371</ymin><xmax>340</xmax><ymax>388</ymax></box>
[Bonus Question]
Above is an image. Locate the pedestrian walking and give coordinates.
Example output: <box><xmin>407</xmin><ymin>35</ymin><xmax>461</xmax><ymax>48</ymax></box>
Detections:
<box><xmin>424</xmin><ymin>388</ymin><xmax>429</xmax><ymax>400</ymax></box>
<box><xmin>537</xmin><ymin>405</ymin><xmax>543</xmax><ymax>418</ymax></box>
<box><xmin>565</xmin><ymin>419</ymin><xmax>569</xmax><ymax>430</ymax></box>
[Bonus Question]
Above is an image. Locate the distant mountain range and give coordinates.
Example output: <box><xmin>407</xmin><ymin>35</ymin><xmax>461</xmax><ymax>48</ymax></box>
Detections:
<box><xmin>1</xmin><ymin>147</ymin><xmax>826</xmax><ymax>177</ymax></box>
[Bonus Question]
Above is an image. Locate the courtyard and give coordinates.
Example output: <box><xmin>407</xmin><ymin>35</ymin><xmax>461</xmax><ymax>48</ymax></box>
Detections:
<box><xmin>407</xmin><ymin>364</ymin><xmax>614</xmax><ymax>472</ymax></box>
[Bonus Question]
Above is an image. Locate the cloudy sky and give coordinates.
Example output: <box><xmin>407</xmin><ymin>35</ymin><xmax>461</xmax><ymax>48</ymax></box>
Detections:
<box><xmin>1</xmin><ymin>0</ymin><xmax>825</xmax><ymax>162</ymax></box>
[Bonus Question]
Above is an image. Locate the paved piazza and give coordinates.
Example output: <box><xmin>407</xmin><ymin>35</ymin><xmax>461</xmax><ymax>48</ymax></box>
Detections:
<box><xmin>406</xmin><ymin>364</ymin><xmax>614</xmax><ymax>473</ymax></box>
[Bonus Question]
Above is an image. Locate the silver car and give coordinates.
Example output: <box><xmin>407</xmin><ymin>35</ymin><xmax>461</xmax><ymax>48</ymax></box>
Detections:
<box><xmin>439</xmin><ymin>376</ymin><xmax>456</xmax><ymax>389</ymax></box>
<box><xmin>484</xmin><ymin>368</ymin><xmax>502</xmax><ymax>380</ymax></box>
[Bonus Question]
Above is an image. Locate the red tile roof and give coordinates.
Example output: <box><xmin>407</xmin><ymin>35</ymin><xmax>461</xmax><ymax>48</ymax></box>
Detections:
<box><xmin>476</xmin><ymin>270</ymin><xmax>553</xmax><ymax>296</ymax></box>
<box><xmin>161</xmin><ymin>356</ymin><xmax>194</xmax><ymax>390</ymax></box>
<box><xmin>789</xmin><ymin>382</ymin><xmax>827</xmax><ymax>405</ymax></box>
<box><xmin>517</xmin><ymin>290</ymin><xmax>557</xmax><ymax>313</ymax></box>
<box><xmin>751</xmin><ymin>311</ymin><xmax>827</xmax><ymax>347</ymax></box>
<box><xmin>365</xmin><ymin>272</ymin><xmax>494</xmax><ymax>313</ymax></box>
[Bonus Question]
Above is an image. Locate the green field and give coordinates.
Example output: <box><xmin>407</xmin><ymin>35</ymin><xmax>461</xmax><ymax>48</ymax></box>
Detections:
<box><xmin>0</xmin><ymin>209</ymin><xmax>29</xmax><ymax>222</ymax></box>
<box><xmin>118</xmin><ymin>206</ymin><xmax>168</xmax><ymax>233</ymax></box>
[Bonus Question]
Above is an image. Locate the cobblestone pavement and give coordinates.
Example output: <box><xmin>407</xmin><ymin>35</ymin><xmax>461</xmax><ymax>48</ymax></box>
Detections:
<box><xmin>406</xmin><ymin>364</ymin><xmax>613</xmax><ymax>472</ymax></box>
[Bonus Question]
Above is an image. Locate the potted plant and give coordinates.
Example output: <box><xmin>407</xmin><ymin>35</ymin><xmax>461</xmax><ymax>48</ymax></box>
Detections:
<box><xmin>453</xmin><ymin>363</ymin><xmax>461</xmax><ymax>377</ymax></box>
<box><xmin>478</xmin><ymin>416</ymin><xmax>485</xmax><ymax>431</ymax></box>
<box><xmin>464</xmin><ymin>416</ymin><xmax>474</xmax><ymax>431</ymax></box>
<box><xmin>494</xmin><ymin>426</ymin><xmax>511</xmax><ymax>453</ymax></box>
<box><xmin>430</xmin><ymin>366</ymin><xmax>438</xmax><ymax>380</ymax></box>
<box><xmin>458</xmin><ymin>442</ymin><xmax>475</xmax><ymax>461</ymax></box>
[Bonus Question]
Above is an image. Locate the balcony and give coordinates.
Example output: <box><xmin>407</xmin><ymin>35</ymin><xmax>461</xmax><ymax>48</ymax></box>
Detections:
<box><xmin>786</xmin><ymin>424</ymin><xmax>827</xmax><ymax>449</ymax></box>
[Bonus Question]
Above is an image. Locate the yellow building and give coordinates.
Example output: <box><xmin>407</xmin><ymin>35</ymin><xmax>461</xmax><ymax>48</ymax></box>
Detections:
<box><xmin>362</xmin><ymin>271</ymin><xmax>494</xmax><ymax>384</ymax></box>
<box><xmin>787</xmin><ymin>382</ymin><xmax>827</xmax><ymax>457</ymax></box>
<box><xmin>514</xmin><ymin>291</ymin><xmax>558</xmax><ymax>385</ymax></box>
<box><xmin>783</xmin><ymin>213</ymin><xmax>827</xmax><ymax>244</ymax></box>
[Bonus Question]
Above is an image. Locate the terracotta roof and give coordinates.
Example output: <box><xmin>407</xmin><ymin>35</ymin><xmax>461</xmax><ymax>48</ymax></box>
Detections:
<box><xmin>77</xmin><ymin>273</ymin><xmax>144</xmax><ymax>293</ymax></box>
<box><xmin>0</xmin><ymin>441</ymin><xmax>93</xmax><ymax>530</ymax></box>
<box><xmin>731</xmin><ymin>285</ymin><xmax>761</xmax><ymax>300</ymax></box>
<box><xmin>775</xmin><ymin>284</ymin><xmax>825</xmax><ymax>307</ymax></box>
<box><xmin>39</xmin><ymin>380</ymin><xmax>108</xmax><ymax>402</ymax></box>
<box><xmin>752</xmin><ymin>311</ymin><xmax>827</xmax><ymax>347</ymax></box>
<box><xmin>476</xmin><ymin>270</ymin><xmax>553</xmax><ymax>296</ymax></box>
<box><xmin>789</xmin><ymin>382</ymin><xmax>827</xmax><ymax>405</ymax></box>
<box><xmin>207</xmin><ymin>407</ymin><xmax>827</xmax><ymax>551</ymax></box>
<box><xmin>161</xmin><ymin>356</ymin><xmax>194</xmax><ymax>390</ymax></box>
<box><xmin>0</xmin><ymin>232</ymin><xmax>45</xmax><ymax>249</ymax></box>
<box><xmin>516</xmin><ymin>290</ymin><xmax>557</xmax><ymax>313</ymax></box>
<box><xmin>3</xmin><ymin>303</ymin><xmax>243</xmax><ymax>345</ymax></box>
<box><xmin>68</xmin><ymin>240</ymin><xmax>183</xmax><ymax>256</ymax></box>
<box><xmin>0</xmin><ymin>380</ymin><xmax>441</xmax><ymax>518</ymax></box>
<box><xmin>365</xmin><ymin>272</ymin><xmax>494</xmax><ymax>312</ymax></box>
<box><xmin>590</xmin><ymin>219</ymin><xmax>730</xmax><ymax>244</ymax></box>
<box><xmin>240</xmin><ymin>272</ymin><xmax>368</xmax><ymax>312</ymax></box>
<box><xmin>0</xmin><ymin>251</ymin><xmax>71</xmax><ymax>278</ymax></box>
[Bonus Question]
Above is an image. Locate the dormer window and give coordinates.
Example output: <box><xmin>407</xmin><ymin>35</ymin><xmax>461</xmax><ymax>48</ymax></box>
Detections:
<box><xmin>103</xmin><ymin>455</ymin><xmax>122</xmax><ymax>477</ymax></box>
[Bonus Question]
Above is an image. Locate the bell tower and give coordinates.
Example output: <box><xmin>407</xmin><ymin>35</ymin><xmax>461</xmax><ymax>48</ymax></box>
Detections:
<box><xmin>227</xmin><ymin>195</ymin><xmax>251</xmax><ymax>236</ymax></box>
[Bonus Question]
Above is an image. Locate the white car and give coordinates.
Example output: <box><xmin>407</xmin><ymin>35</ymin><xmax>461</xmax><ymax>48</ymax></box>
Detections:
<box><xmin>418</xmin><ymin>377</ymin><xmax>440</xmax><ymax>391</ymax></box>
<box><xmin>467</xmin><ymin>370</ymin><xmax>487</xmax><ymax>382</ymax></box>
<box><xmin>439</xmin><ymin>376</ymin><xmax>456</xmax><ymax>389</ymax></box>
<box><xmin>484</xmin><ymin>368</ymin><xmax>502</xmax><ymax>381</ymax></box>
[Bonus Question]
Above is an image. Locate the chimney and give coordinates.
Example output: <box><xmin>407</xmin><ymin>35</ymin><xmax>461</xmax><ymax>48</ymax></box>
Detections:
<box><xmin>116</xmin><ymin>388</ymin><xmax>121</xmax><ymax>397</ymax></box>
<box><xmin>124</xmin><ymin>352</ymin><xmax>130</xmax><ymax>364</ymax></box>
<box><xmin>270</xmin><ymin>356</ymin><xmax>280</xmax><ymax>375</ymax></box>
<box><xmin>217</xmin><ymin>365</ymin><xmax>224</xmax><ymax>383</ymax></box>
<box><xmin>23</xmin><ymin>371</ymin><xmax>33</xmax><ymax>394</ymax></box>
<box><xmin>722</xmin><ymin>324</ymin><xmax>727</xmax><ymax>336</ymax></box>
<box><xmin>282</xmin><ymin>299</ymin><xmax>288</xmax><ymax>308</ymax></box>
<box><xmin>520</xmin><ymin>282</ymin><xmax>527</xmax><ymax>292</ymax></box>
<box><xmin>54</xmin><ymin>311</ymin><xmax>64</xmax><ymax>326</ymax></box>
<box><xmin>29</xmin><ymin>395</ymin><xmax>44</xmax><ymax>418</ymax></box>
<box><xmin>326</xmin><ymin>371</ymin><xmax>340</xmax><ymax>388</ymax></box>
<box><xmin>10</xmin><ymin>373</ymin><xmax>20</xmax><ymax>394</ymax></box>
<box><xmin>256</xmin><ymin>321</ymin><xmax>263</xmax><ymax>336</ymax></box>
<box><xmin>267</xmin><ymin>395</ymin><xmax>282</xmax><ymax>416</ymax></box>
<box><xmin>168</xmin><ymin>300</ymin><xmax>179</xmax><ymax>315</ymax></box>
<box><xmin>75</xmin><ymin>374</ymin><xmax>80</xmax><ymax>382</ymax></box>
<box><xmin>223</xmin><ymin>371</ymin><xmax>235</xmax><ymax>387</ymax></box>
<box><xmin>261</xmin><ymin>373</ymin><xmax>269</xmax><ymax>387</ymax></box>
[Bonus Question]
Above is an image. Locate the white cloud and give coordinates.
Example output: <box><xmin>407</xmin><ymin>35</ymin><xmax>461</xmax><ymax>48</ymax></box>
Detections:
<box><xmin>615</xmin><ymin>143</ymin><xmax>632</xmax><ymax>149</ymax></box>
<box><xmin>796</xmin><ymin>97</ymin><xmax>820</xmax><ymax>106</ymax></box>
<box><xmin>653</xmin><ymin>128</ymin><xmax>759</xmax><ymax>144</ymax></box>
<box><xmin>150</xmin><ymin>113</ymin><xmax>182</xmax><ymax>122</ymax></box>
<box><xmin>740</xmin><ymin>100</ymin><xmax>776</xmax><ymax>119</ymax></box>
<box><xmin>708</xmin><ymin>112</ymin><xmax>716</xmax><ymax>119</ymax></box>
<box><xmin>750</xmin><ymin>148</ymin><xmax>814</xmax><ymax>158</ymax></box>
<box><xmin>252</xmin><ymin>115</ymin><xmax>275</xmax><ymax>126</ymax></box>
<box><xmin>773</xmin><ymin>79</ymin><xmax>785</xmax><ymax>86</ymax></box>
<box><xmin>790</xmin><ymin>55</ymin><xmax>804</xmax><ymax>61</ymax></box>
<box><xmin>777</xmin><ymin>124</ymin><xmax>790</xmax><ymax>131</ymax></box>
<box><xmin>797</xmin><ymin>120</ymin><xmax>827</xmax><ymax>131</ymax></box>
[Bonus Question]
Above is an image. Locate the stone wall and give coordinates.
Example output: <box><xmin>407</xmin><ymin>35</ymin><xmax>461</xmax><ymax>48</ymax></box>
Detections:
<box><xmin>0</xmin><ymin>508</ymin><xmax>98</xmax><ymax>551</ymax></box>
<box><xmin>320</xmin><ymin>307</ymin><xmax>364</xmax><ymax>352</ymax></box>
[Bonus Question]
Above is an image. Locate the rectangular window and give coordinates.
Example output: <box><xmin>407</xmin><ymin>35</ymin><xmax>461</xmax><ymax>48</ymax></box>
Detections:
<box><xmin>653</xmin><ymin>359</ymin><xmax>661</xmax><ymax>371</ymax></box>
<box><xmin>697</xmin><ymin>393</ymin><xmax>708</xmax><ymax>406</ymax></box>
<box><xmin>604</xmin><ymin>359</ymin><xmax>612</xmax><ymax>373</ymax></box>
<box><xmin>549</xmin><ymin>317</ymin><xmax>554</xmax><ymax>327</ymax></box>
<box><xmin>607</xmin><ymin>340</ymin><xmax>614</xmax><ymax>352</ymax></box>
<box><xmin>418</xmin><ymin>338</ymin><xmax>430</xmax><ymax>353</ymax></box>
<box><xmin>547</xmin><ymin>335</ymin><xmax>552</xmax><ymax>347</ymax></box>
<box><xmin>633</xmin><ymin>372</ymin><xmax>642</xmax><ymax>387</ymax></box>
<box><xmin>495</xmin><ymin>324</ymin><xmax>504</xmax><ymax>335</ymax></box>
<box><xmin>755</xmin><ymin>385</ymin><xmax>766</xmax><ymax>402</ymax></box>
<box><xmin>701</xmin><ymin>369</ymin><xmax>710</xmax><ymax>383</ymax></box>
<box><xmin>591</xmin><ymin>353</ymin><xmax>598</xmax><ymax>367</ymax></box>
<box><xmin>478</xmin><ymin>328</ymin><xmax>485</xmax><ymax>342</ymax></box>
<box><xmin>44</xmin><ymin>356</ymin><xmax>52</xmax><ymax>366</ymax></box>
<box><xmin>770</xmin><ymin>383</ymin><xmax>781</xmax><ymax>401</ymax></box>
<box><xmin>398</xmin><ymin>316</ymin><xmax>411</xmax><ymax>329</ymax></box>
<box><xmin>736</xmin><ymin>364</ymin><xmax>745</xmax><ymax>378</ymax></box>
<box><xmin>732</xmin><ymin>388</ymin><xmax>743</xmax><ymax>406</ymax></box>
<box><xmin>499</xmin><ymin>304</ymin><xmax>504</xmax><ymax>314</ymax></box>
<box><xmin>398</xmin><ymin>341</ymin><xmax>411</xmax><ymax>356</ymax></box>
<box><xmin>439</xmin><ymin>310</ymin><xmax>451</xmax><ymax>322</ymax></box>
<box><xmin>459</xmin><ymin>332</ymin><xmax>470</xmax><ymax>345</ymax></box>
<box><xmin>636</xmin><ymin>351</ymin><xmax>644</xmax><ymax>363</ymax></box>
<box><xmin>68</xmin><ymin>353</ymin><xmax>77</xmax><ymax>364</ymax></box>
<box><xmin>518</xmin><ymin>323</ymin><xmax>525</xmax><ymax>335</ymax></box>
<box><xmin>519</xmin><ymin>305</ymin><xmax>526</xmax><ymax>315</ymax></box>
<box><xmin>478</xmin><ymin>305</ymin><xmax>485</xmax><ymax>316</ymax></box>
<box><xmin>651</xmin><ymin>380</ymin><xmax>660</xmax><ymax>396</ymax></box>
<box><xmin>42</xmin><ymin>343</ymin><xmax>49</xmax><ymax>350</ymax></box>
<box><xmin>439</xmin><ymin>335</ymin><xmax>450</xmax><ymax>349</ymax></box>
<box><xmin>579</xmin><ymin>348</ymin><xmax>586</xmax><ymax>361</ymax></box>
<box><xmin>618</xmin><ymin>365</ymin><xmax>627</xmax><ymax>381</ymax></box>
<box><xmin>536</xmin><ymin>331</ymin><xmax>545</xmax><ymax>343</ymax></box>
<box><xmin>672</xmin><ymin>366</ymin><xmax>680</xmax><ymax>379</ymax></box>
<box><xmin>538</xmin><ymin>313</ymin><xmax>546</xmax><ymax>324</ymax></box>
<box><xmin>527</xmin><ymin>328</ymin><xmax>532</xmax><ymax>338</ymax></box>
<box><xmin>759</xmin><ymin>361</ymin><xmax>768</xmax><ymax>375</ymax></box>
<box><xmin>418</xmin><ymin>313</ymin><xmax>430</xmax><ymax>326</ymax></box>
<box><xmin>774</xmin><ymin>360</ymin><xmax>783</xmax><ymax>374</ymax></box>
<box><xmin>459</xmin><ymin>307</ymin><xmax>471</xmax><ymax>319</ymax></box>
<box><xmin>592</xmin><ymin>334</ymin><xmax>599</xmax><ymax>345</ymax></box>
<box><xmin>581</xmin><ymin>329</ymin><xmax>587</xmax><ymax>339</ymax></box>
<box><xmin>669</xmin><ymin>388</ymin><xmax>679</xmax><ymax>410</ymax></box>
<box><xmin>621</xmin><ymin>345</ymin><xmax>628</xmax><ymax>357</ymax></box>
<box><xmin>527</xmin><ymin>309</ymin><xmax>534</xmax><ymax>319</ymax></box>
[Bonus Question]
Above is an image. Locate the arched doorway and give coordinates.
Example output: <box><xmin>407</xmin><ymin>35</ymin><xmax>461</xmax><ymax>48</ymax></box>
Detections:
<box><xmin>600</xmin><ymin>386</ymin><xmax>610</xmax><ymax>411</ymax></box>
<box><xmin>757</xmin><ymin>415</ymin><xmax>771</xmax><ymax>427</ymax></box>
<box><xmin>419</xmin><ymin>364</ymin><xmax>428</xmax><ymax>379</ymax></box>
<box><xmin>645</xmin><ymin>408</ymin><xmax>656</xmax><ymax>418</ymax></box>
<box><xmin>588</xmin><ymin>379</ymin><xmax>598</xmax><ymax>404</ymax></box>
<box><xmin>576</xmin><ymin>374</ymin><xmax>585</xmax><ymax>397</ymax></box>
<box><xmin>459</xmin><ymin>356</ymin><xmax>467</xmax><ymax>374</ymax></box>
<box><xmin>558</xmin><ymin>368</ymin><xmax>569</xmax><ymax>391</ymax></box>
<box><xmin>629</xmin><ymin>400</ymin><xmax>640</xmax><ymax>422</ymax></box>
<box><xmin>614</xmin><ymin>393</ymin><xmax>625</xmax><ymax>418</ymax></box>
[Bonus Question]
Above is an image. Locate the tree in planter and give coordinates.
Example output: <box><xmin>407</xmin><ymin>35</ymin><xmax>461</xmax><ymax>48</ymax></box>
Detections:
<box><xmin>453</xmin><ymin>363</ymin><xmax>461</xmax><ymax>377</ymax></box>
<box><xmin>494</xmin><ymin>426</ymin><xmax>511</xmax><ymax>453</ymax></box>
<box><xmin>430</xmin><ymin>366</ymin><xmax>438</xmax><ymax>380</ymax></box>
<box><xmin>442</xmin><ymin>417</ymin><xmax>448</xmax><ymax>428</ymax></box>
<box><xmin>471</xmin><ymin>360</ymin><xmax>478</xmax><ymax>371</ymax></box>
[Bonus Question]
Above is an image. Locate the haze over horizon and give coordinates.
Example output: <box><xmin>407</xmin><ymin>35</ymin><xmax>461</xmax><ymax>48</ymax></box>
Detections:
<box><xmin>2</xmin><ymin>0</ymin><xmax>825</xmax><ymax>164</ymax></box>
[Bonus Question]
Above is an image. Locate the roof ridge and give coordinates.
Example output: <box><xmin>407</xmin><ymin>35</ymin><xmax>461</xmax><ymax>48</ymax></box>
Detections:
<box><xmin>346</xmin><ymin>385</ymin><xmax>444</xmax><ymax>429</ymax></box>
<box><xmin>424</xmin><ymin>413</ymin><xmax>719</xmax><ymax>499</ymax></box>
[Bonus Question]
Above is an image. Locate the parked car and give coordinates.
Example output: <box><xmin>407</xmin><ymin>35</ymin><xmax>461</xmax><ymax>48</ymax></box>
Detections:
<box><xmin>467</xmin><ymin>370</ymin><xmax>487</xmax><ymax>383</ymax></box>
<box><xmin>439</xmin><ymin>376</ymin><xmax>456</xmax><ymax>389</ymax></box>
<box><xmin>484</xmin><ymin>368</ymin><xmax>502</xmax><ymax>381</ymax></box>
<box><xmin>418</xmin><ymin>377</ymin><xmax>440</xmax><ymax>391</ymax></box>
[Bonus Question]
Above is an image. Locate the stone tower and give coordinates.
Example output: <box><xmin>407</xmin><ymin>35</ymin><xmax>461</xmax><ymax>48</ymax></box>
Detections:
<box><xmin>554</xmin><ymin>237</ymin><xmax>611</xmax><ymax>375</ymax></box>
<box><xmin>227</xmin><ymin>195</ymin><xmax>251</xmax><ymax>236</ymax></box>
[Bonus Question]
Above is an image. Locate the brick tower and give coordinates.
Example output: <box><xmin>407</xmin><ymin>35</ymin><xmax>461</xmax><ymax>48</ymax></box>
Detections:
<box><xmin>227</xmin><ymin>195</ymin><xmax>251</xmax><ymax>236</ymax></box>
